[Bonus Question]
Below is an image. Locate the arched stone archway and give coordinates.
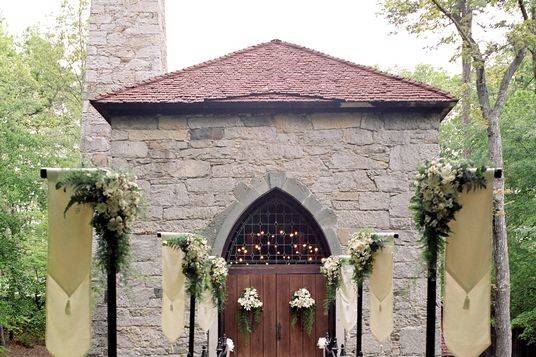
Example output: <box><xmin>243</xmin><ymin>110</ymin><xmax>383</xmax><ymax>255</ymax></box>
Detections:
<box><xmin>212</xmin><ymin>171</ymin><xmax>342</xmax><ymax>257</ymax></box>
<box><xmin>208</xmin><ymin>172</ymin><xmax>343</xmax><ymax>356</ymax></box>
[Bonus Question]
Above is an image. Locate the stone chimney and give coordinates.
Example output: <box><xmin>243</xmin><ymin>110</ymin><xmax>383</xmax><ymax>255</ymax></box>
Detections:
<box><xmin>81</xmin><ymin>0</ymin><xmax>167</xmax><ymax>166</ymax></box>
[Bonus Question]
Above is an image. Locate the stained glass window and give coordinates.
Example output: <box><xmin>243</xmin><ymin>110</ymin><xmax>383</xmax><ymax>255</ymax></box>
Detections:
<box><xmin>225</xmin><ymin>189</ymin><xmax>329</xmax><ymax>265</ymax></box>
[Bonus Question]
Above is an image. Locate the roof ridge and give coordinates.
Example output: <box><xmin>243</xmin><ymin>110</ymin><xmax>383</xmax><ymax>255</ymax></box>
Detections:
<box><xmin>274</xmin><ymin>40</ymin><xmax>455</xmax><ymax>100</ymax></box>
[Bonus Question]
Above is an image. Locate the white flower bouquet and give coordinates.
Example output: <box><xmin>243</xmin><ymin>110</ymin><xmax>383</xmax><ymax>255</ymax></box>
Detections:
<box><xmin>289</xmin><ymin>288</ymin><xmax>316</xmax><ymax>335</ymax></box>
<box><xmin>164</xmin><ymin>233</ymin><xmax>210</xmax><ymax>297</ymax></box>
<box><xmin>348</xmin><ymin>230</ymin><xmax>384</xmax><ymax>285</ymax></box>
<box><xmin>237</xmin><ymin>287</ymin><xmax>263</xmax><ymax>334</ymax></box>
<box><xmin>411</xmin><ymin>158</ymin><xmax>486</xmax><ymax>264</ymax></box>
<box><xmin>58</xmin><ymin>170</ymin><xmax>141</xmax><ymax>276</ymax></box>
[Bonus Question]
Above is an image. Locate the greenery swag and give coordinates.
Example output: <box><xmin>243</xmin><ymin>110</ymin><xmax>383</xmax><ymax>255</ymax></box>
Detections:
<box><xmin>320</xmin><ymin>255</ymin><xmax>344</xmax><ymax>309</ymax></box>
<box><xmin>207</xmin><ymin>256</ymin><xmax>229</xmax><ymax>310</ymax></box>
<box><xmin>410</xmin><ymin>158</ymin><xmax>486</xmax><ymax>265</ymax></box>
<box><xmin>57</xmin><ymin>170</ymin><xmax>141</xmax><ymax>275</ymax></box>
<box><xmin>164</xmin><ymin>234</ymin><xmax>229</xmax><ymax>306</ymax></box>
<box><xmin>237</xmin><ymin>287</ymin><xmax>263</xmax><ymax>334</ymax></box>
<box><xmin>289</xmin><ymin>288</ymin><xmax>316</xmax><ymax>335</ymax></box>
<box><xmin>348</xmin><ymin>230</ymin><xmax>385</xmax><ymax>286</ymax></box>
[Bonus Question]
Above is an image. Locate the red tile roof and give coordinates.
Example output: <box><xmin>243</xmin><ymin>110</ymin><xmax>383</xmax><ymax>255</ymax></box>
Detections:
<box><xmin>93</xmin><ymin>39</ymin><xmax>455</xmax><ymax>106</ymax></box>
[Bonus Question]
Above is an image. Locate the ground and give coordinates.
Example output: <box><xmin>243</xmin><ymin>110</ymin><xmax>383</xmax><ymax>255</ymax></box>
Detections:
<box><xmin>3</xmin><ymin>343</ymin><xmax>49</xmax><ymax>357</ymax></box>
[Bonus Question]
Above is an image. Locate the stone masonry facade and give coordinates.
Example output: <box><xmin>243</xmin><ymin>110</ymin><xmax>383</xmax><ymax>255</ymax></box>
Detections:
<box><xmin>100</xmin><ymin>111</ymin><xmax>442</xmax><ymax>356</ymax></box>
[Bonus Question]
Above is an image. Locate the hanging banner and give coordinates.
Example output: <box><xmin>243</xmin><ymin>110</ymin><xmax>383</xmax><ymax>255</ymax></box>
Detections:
<box><xmin>337</xmin><ymin>264</ymin><xmax>358</xmax><ymax>332</ymax></box>
<box><xmin>444</xmin><ymin>171</ymin><xmax>493</xmax><ymax>357</ymax></box>
<box><xmin>369</xmin><ymin>239</ymin><xmax>394</xmax><ymax>343</ymax></box>
<box><xmin>197</xmin><ymin>290</ymin><xmax>217</xmax><ymax>332</ymax></box>
<box><xmin>160</xmin><ymin>233</ymin><xmax>187</xmax><ymax>343</ymax></box>
<box><xmin>45</xmin><ymin>169</ymin><xmax>93</xmax><ymax>357</ymax></box>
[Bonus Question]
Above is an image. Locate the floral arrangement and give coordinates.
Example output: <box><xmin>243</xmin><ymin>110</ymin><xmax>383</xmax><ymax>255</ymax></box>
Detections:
<box><xmin>58</xmin><ymin>170</ymin><xmax>141</xmax><ymax>275</ymax></box>
<box><xmin>289</xmin><ymin>288</ymin><xmax>316</xmax><ymax>335</ymax></box>
<box><xmin>237</xmin><ymin>287</ymin><xmax>263</xmax><ymax>334</ymax></box>
<box><xmin>348</xmin><ymin>230</ymin><xmax>384</xmax><ymax>285</ymax></box>
<box><xmin>164</xmin><ymin>233</ymin><xmax>209</xmax><ymax>297</ymax></box>
<box><xmin>207</xmin><ymin>256</ymin><xmax>229</xmax><ymax>309</ymax></box>
<box><xmin>225</xmin><ymin>338</ymin><xmax>234</xmax><ymax>352</ymax></box>
<box><xmin>320</xmin><ymin>255</ymin><xmax>344</xmax><ymax>309</ymax></box>
<box><xmin>410</xmin><ymin>158</ymin><xmax>486</xmax><ymax>265</ymax></box>
<box><xmin>317</xmin><ymin>337</ymin><xmax>328</xmax><ymax>350</ymax></box>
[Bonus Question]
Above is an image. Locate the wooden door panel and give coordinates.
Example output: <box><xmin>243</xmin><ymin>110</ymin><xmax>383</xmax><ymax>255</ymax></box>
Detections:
<box><xmin>224</xmin><ymin>269</ymin><xmax>331</xmax><ymax>357</ymax></box>
<box><xmin>302</xmin><ymin>274</ymin><xmax>319</xmax><ymax>357</ymax></box>
<box><xmin>314</xmin><ymin>274</ymin><xmax>329</xmax><ymax>355</ymax></box>
<box><xmin>289</xmin><ymin>275</ymin><xmax>304</xmax><ymax>357</ymax></box>
<box><xmin>276</xmin><ymin>275</ymin><xmax>290</xmax><ymax>357</ymax></box>
<box><xmin>262</xmin><ymin>275</ymin><xmax>277</xmax><ymax>357</ymax></box>
<box><xmin>250</xmin><ymin>274</ymin><xmax>264</xmax><ymax>357</ymax></box>
<box><xmin>224</xmin><ymin>274</ymin><xmax>238</xmax><ymax>352</ymax></box>
<box><xmin>236</xmin><ymin>275</ymin><xmax>252</xmax><ymax>357</ymax></box>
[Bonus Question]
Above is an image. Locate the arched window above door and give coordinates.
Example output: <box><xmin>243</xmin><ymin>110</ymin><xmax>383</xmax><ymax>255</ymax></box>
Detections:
<box><xmin>224</xmin><ymin>189</ymin><xmax>330</xmax><ymax>265</ymax></box>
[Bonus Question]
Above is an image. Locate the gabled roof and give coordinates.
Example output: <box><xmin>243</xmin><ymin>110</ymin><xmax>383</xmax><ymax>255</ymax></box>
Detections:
<box><xmin>91</xmin><ymin>39</ymin><xmax>456</xmax><ymax>116</ymax></box>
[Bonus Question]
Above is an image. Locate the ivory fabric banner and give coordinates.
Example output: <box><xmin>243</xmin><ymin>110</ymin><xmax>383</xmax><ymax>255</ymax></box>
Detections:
<box><xmin>369</xmin><ymin>240</ymin><xmax>394</xmax><ymax>343</ymax></box>
<box><xmin>160</xmin><ymin>233</ymin><xmax>186</xmax><ymax>343</ymax></box>
<box><xmin>444</xmin><ymin>171</ymin><xmax>494</xmax><ymax>357</ymax></box>
<box><xmin>45</xmin><ymin>169</ymin><xmax>93</xmax><ymax>357</ymax></box>
<box><xmin>337</xmin><ymin>264</ymin><xmax>358</xmax><ymax>332</ymax></box>
<box><xmin>197</xmin><ymin>290</ymin><xmax>217</xmax><ymax>332</ymax></box>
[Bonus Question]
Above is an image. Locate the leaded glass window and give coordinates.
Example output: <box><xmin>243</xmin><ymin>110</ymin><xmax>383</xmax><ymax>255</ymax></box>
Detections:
<box><xmin>225</xmin><ymin>189</ymin><xmax>329</xmax><ymax>265</ymax></box>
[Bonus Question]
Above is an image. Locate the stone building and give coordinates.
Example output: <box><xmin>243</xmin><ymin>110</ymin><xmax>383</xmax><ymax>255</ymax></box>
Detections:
<box><xmin>83</xmin><ymin>1</ymin><xmax>456</xmax><ymax>356</ymax></box>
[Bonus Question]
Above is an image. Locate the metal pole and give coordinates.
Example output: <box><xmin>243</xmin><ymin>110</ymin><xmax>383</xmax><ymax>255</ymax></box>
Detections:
<box><xmin>188</xmin><ymin>294</ymin><xmax>196</xmax><ymax>357</ymax></box>
<box><xmin>107</xmin><ymin>241</ymin><xmax>117</xmax><ymax>357</ymax></box>
<box><xmin>356</xmin><ymin>282</ymin><xmax>363</xmax><ymax>357</ymax></box>
<box><xmin>426</xmin><ymin>256</ymin><xmax>437</xmax><ymax>357</ymax></box>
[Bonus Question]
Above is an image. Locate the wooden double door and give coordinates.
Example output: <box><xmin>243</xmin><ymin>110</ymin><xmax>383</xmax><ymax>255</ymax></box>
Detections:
<box><xmin>223</xmin><ymin>265</ymin><xmax>331</xmax><ymax>357</ymax></box>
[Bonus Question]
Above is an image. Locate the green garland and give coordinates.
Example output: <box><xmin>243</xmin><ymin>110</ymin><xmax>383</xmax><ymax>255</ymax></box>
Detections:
<box><xmin>348</xmin><ymin>229</ymin><xmax>384</xmax><ymax>286</ymax></box>
<box><xmin>410</xmin><ymin>158</ymin><xmax>486</xmax><ymax>265</ymax></box>
<box><xmin>320</xmin><ymin>255</ymin><xmax>344</xmax><ymax>311</ymax></box>
<box><xmin>164</xmin><ymin>233</ymin><xmax>209</xmax><ymax>298</ymax></box>
<box><xmin>57</xmin><ymin>170</ymin><xmax>141</xmax><ymax>275</ymax></box>
<box><xmin>289</xmin><ymin>288</ymin><xmax>316</xmax><ymax>335</ymax></box>
<box><xmin>237</xmin><ymin>287</ymin><xmax>263</xmax><ymax>334</ymax></box>
<box><xmin>207</xmin><ymin>256</ymin><xmax>228</xmax><ymax>310</ymax></box>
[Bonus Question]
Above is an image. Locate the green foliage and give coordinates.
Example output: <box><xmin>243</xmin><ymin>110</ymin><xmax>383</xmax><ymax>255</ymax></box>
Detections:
<box><xmin>290</xmin><ymin>305</ymin><xmax>315</xmax><ymax>336</ymax></box>
<box><xmin>0</xmin><ymin>0</ymin><xmax>88</xmax><ymax>344</ymax></box>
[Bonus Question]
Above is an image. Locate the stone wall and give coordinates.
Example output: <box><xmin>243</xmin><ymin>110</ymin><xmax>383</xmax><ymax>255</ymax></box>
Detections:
<box><xmin>81</xmin><ymin>0</ymin><xmax>167</xmax><ymax>167</ymax></box>
<box><xmin>105</xmin><ymin>111</ymin><xmax>441</xmax><ymax>356</ymax></box>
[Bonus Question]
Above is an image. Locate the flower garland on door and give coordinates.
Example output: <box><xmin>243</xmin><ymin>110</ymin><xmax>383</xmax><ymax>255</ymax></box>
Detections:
<box><xmin>289</xmin><ymin>288</ymin><xmax>316</xmax><ymax>335</ymax></box>
<box><xmin>57</xmin><ymin>170</ymin><xmax>141</xmax><ymax>277</ymax></box>
<box><xmin>410</xmin><ymin>158</ymin><xmax>486</xmax><ymax>265</ymax></box>
<box><xmin>237</xmin><ymin>287</ymin><xmax>263</xmax><ymax>334</ymax></box>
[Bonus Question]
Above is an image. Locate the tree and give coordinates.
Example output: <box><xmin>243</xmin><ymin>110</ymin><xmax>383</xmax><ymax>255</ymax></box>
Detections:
<box><xmin>0</xmin><ymin>0</ymin><xmax>88</xmax><ymax>346</ymax></box>
<box><xmin>380</xmin><ymin>1</ymin><xmax>535</xmax><ymax>355</ymax></box>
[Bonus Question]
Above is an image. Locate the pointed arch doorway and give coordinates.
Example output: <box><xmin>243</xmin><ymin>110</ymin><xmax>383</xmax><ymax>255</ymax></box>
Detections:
<box><xmin>221</xmin><ymin>189</ymin><xmax>334</xmax><ymax>357</ymax></box>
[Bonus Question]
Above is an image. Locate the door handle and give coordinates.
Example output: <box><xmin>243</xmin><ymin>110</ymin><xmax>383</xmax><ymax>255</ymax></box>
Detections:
<box><xmin>276</xmin><ymin>322</ymin><xmax>282</xmax><ymax>341</ymax></box>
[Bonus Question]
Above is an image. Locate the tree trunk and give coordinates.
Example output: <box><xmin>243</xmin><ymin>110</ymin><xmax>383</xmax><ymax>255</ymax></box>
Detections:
<box><xmin>486</xmin><ymin>111</ymin><xmax>512</xmax><ymax>357</ymax></box>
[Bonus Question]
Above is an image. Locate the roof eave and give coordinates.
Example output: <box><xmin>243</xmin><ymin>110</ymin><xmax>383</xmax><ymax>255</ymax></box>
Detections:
<box><xmin>90</xmin><ymin>99</ymin><xmax>458</xmax><ymax>123</ymax></box>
